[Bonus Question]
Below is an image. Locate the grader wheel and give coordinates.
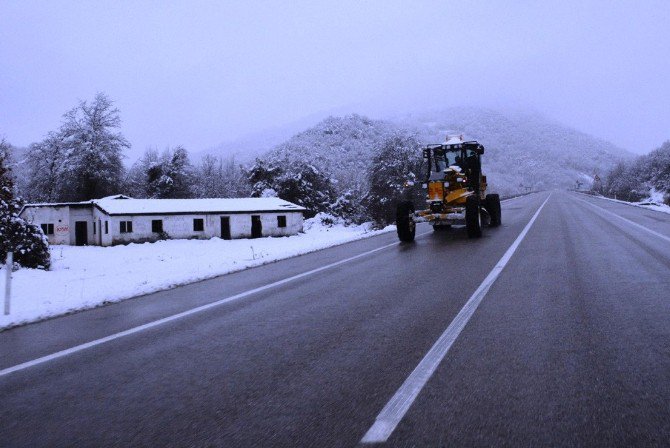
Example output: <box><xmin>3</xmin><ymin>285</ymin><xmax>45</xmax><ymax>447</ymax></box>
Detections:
<box><xmin>465</xmin><ymin>195</ymin><xmax>482</xmax><ymax>238</ymax></box>
<box><xmin>396</xmin><ymin>201</ymin><xmax>416</xmax><ymax>242</ymax></box>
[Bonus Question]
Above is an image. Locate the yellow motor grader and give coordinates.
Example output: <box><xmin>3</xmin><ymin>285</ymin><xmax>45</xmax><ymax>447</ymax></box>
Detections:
<box><xmin>396</xmin><ymin>138</ymin><xmax>501</xmax><ymax>242</ymax></box>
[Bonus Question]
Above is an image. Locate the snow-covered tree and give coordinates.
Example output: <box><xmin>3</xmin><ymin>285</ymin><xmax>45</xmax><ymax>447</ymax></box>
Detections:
<box><xmin>59</xmin><ymin>92</ymin><xmax>129</xmax><ymax>200</ymax></box>
<box><xmin>642</xmin><ymin>141</ymin><xmax>670</xmax><ymax>200</ymax></box>
<box><xmin>0</xmin><ymin>139</ymin><xmax>50</xmax><ymax>269</ymax></box>
<box><xmin>603</xmin><ymin>141</ymin><xmax>670</xmax><ymax>203</ymax></box>
<box><xmin>156</xmin><ymin>145</ymin><xmax>193</xmax><ymax>198</ymax></box>
<box><xmin>330</xmin><ymin>189</ymin><xmax>367</xmax><ymax>224</ymax></box>
<box><xmin>248</xmin><ymin>157</ymin><xmax>335</xmax><ymax>217</ymax></box>
<box><xmin>25</xmin><ymin>132</ymin><xmax>68</xmax><ymax>202</ymax></box>
<box><xmin>125</xmin><ymin>146</ymin><xmax>195</xmax><ymax>199</ymax></box>
<box><xmin>191</xmin><ymin>154</ymin><xmax>249</xmax><ymax>198</ymax></box>
<box><xmin>248</xmin><ymin>157</ymin><xmax>284</xmax><ymax>197</ymax></box>
<box><xmin>22</xmin><ymin>93</ymin><xmax>129</xmax><ymax>201</ymax></box>
<box><xmin>365</xmin><ymin>133</ymin><xmax>424</xmax><ymax>227</ymax></box>
<box><xmin>603</xmin><ymin>161</ymin><xmax>644</xmax><ymax>201</ymax></box>
<box><xmin>123</xmin><ymin>148</ymin><xmax>160</xmax><ymax>198</ymax></box>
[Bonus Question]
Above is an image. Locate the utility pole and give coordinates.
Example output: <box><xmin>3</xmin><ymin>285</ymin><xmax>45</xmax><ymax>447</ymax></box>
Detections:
<box><xmin>4</xmin><ymin>251</ymin><xmax>12</xmax><ymax>315</ymax></box>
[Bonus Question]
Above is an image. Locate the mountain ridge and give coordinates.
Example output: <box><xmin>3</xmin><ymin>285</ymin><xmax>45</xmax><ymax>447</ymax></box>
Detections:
<box><xmin>252</xmin><ymin>107</ymin><xmax>632</xmax><ymax>196</ymax></box>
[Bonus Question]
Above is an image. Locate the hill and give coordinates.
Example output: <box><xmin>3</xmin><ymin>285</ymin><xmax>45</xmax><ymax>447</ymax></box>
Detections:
<box><xmin>259</xmin><ymin>107</ymin><xmax>632</xmax><ymax>198</ymax></box>
<box><xmin>393</xmin><ymin>107</ymin><xmax>633</xmax><ymax>195</ymax></box>
<box><xmin>269</xmin><ymin>114</ymin><xmax>398</xmax><ymax>194</ymax></box>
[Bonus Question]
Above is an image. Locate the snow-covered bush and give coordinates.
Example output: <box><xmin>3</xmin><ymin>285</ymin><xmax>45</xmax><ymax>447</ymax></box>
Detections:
<box><xmin>641</xmin><ymin>141</ymin><xmax>670</xmax><ymax>203</ymax></box>
<box><xmin>0</xmin><ymin>140</ymin><xmax>50</xmax><ymax>269</ymax></box>
<box><xmin>330</xmin><ymin>189</ymin><xmax>367</xmax><ymax>224</ymax></box>
<box><xmin>303</xmin><ymin>212</ymin><xmax>346</xmax><ymax>230</ymax></box>
<box><xmin>602</xmin><ymin>160</ymin><xmax>648</xmax><ymax>201</ymax></box>
<box><xmin>603</xmin><ymin>140</ymin><xmax>670</xmax><ymax>204</ymax></box>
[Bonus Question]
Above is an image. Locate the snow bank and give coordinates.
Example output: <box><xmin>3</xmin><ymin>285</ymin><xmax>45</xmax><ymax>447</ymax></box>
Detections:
<box><xmin>581</xmin><ymin>191</ymin><xmax>670</xmax><ymax>216</ymax></box>
<box><xmin>0</xmin><ymin>218</ymin><xmax>394</xmax><ymax>330</ymax></box>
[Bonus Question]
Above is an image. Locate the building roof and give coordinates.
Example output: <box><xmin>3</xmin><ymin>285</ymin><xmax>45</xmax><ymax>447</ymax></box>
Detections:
<box><xmin>22</xmin><ymin>195</ymin><xmax>306</xmax><ymax>216</ymax></box>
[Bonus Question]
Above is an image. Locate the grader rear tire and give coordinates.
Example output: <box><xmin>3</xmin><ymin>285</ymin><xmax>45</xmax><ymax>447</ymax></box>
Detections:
<box><xmin>486</xmin><ymin>193</ymin><xmax>501</xmax><ymax>227</ymax></box>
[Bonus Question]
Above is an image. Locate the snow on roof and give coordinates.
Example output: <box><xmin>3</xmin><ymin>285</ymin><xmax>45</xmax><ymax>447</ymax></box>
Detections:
<box><xmin>443</xmin><ymin>134</ymin><xmax>482</xmax><ymax>148</ymax></box>
<box><xmin>23</xmin><ymin>196</ymin><xmax>306</xmax><ymax>215</ymax></box>
<box><xmin>444</xmin><ymin>134</ymin><xmax>468</xmax><ymax>145</ymax></box>
<box><xmin>95</xmin><ymin>197</ymin><xmax>306</xmax><ymax>215</ymax></box>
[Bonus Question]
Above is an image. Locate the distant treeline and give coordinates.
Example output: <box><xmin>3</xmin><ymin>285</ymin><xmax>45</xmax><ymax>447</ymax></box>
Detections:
<box><xmin>595</xmin><ymin>141</ymin><xmax>670</xmax><ymax>204</ymax></box>
<box><xmin>12</xmin><ymin>93</ymin><xmax>251</xmax><ymax>206</ymax></box>
<box><xmin>6</xmin><ymin>94</ymin><xmax>424</xmax><ymax>227</ymax></box>
<box><xmin>10</xmin><ymin>93</ymin><xmax>644</xmax><ymax>230</ymax></box>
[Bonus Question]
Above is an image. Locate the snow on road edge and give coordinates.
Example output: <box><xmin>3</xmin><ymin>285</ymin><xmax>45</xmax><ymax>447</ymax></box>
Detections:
<box><xmin>0</xmin><ymin>218</ymin><xmax>395</xmax><ymax>330</ymax></box>
<box><xmin>575</xmin><ymin>191</ymin><xmax>670</xmax><ymax>215</ymax></box>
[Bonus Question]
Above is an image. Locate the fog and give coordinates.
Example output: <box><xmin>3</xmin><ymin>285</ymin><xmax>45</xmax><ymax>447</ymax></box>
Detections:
<box><xmin>1</xmin><ymin>0</ymin><xmax>668</xmax><ymax>158</ymax></box>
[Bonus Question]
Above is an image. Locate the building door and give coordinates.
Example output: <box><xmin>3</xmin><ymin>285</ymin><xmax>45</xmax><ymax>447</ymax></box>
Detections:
<box><xmin>251</xmin><ymin>215</ymin><xmax>262</xmax><ymax>239</ymax></box>
<box><xmin>98</xmin><ymin>219</ymin><xmax>102</xmax><ymax>245</ymax></box>
<box><xmin>75</xmin><ymin>221</ymin><xmax>88</xmax><ymax>246</ymax></box>
<box><xmin>220</xmin><ymin>216</ymin><xmax>231</xmax><ymax>240</ymax></box>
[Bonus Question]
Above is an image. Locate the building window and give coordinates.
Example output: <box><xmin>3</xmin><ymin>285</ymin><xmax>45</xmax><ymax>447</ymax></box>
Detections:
<box><xmin>152</xmin><ymin>219</ymin><xmax>163</xmax><ymax>233</ymax></box>
<box><xmin>193</xmin><ymin>218</ymin><xmax>204</xmax><ymax>232</ymax></box>
<box><xmin>120</xmin><ymin>221</ymin><xmax>133</xmax><ymax>233</ymax></box>
<box><xmin>105</xmin><ymin>221</ymin><xmax>109</xmax><ymax>234</ymax></box>
<box><xmin>93</xmin><ymin>222</ymin><xmax>96</xmax><ymax>235</ymax></box>
<box><xmin>277</xmin><ymin>216</ymin><xmax>287</xmax><ymax>228</ymax></box>
<box><xmin>40</xmin><ymin>223</ymin><xmax>54</xmax><ymax>235</ymax></box>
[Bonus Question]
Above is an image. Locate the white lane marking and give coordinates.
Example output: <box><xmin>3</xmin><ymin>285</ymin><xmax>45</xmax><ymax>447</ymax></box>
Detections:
<box><xmin>0</xmin><ymin>231</ymin><xmax>431</xmax><ymax>378</ymax></box>
<box><xmin>500</xmin><ymin>191</ymin><xmax>541</xmax><ymax>204</ymax></box>
<box><xmin>361</xmin><ymin>194</ymin><xmax>552</xmax><ymax>444</ymax></box>
<box><xmin>574</xmin><ymin>196</ymin><xmax>670</xmax><ymax>244</ymax></box>
<box><xmin>501</xmin><ymin>195</ymin><xmax>524</xmax><ymax>203</ymax></box>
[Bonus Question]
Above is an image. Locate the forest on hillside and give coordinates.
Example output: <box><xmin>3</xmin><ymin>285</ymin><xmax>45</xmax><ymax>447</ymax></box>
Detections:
<box><xmin>395</xmin><ymin>107</ymin><xmax>631</xmax><ymax>196</ymax></box>
<box><xmin>4</xmin><ymin>94</ymin><xmax>646</xmax><ymax>231</ymax></box>
<box><xmin>598</xmin><ymin>141</ymin><xmax>670</xmax><ymax>204</ymax></box>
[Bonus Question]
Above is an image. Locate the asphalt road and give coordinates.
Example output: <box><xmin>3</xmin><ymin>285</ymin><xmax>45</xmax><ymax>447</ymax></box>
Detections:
<box><xmin>1</xmin><ymin>191</ymin><xmax>669</xmax><ymax>447</ymax></box>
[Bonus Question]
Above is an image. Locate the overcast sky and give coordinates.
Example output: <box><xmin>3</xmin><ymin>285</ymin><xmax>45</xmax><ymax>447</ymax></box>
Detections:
<box><xmin>1</xmin><ymin>0</ymin><xmax>668</xmax><ymax>158</ymax></box>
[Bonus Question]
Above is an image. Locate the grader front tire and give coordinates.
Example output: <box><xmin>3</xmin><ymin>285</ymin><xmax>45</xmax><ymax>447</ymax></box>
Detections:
<box><xmin>466</xmin><ymin>195</ymin><xmax>483</xmax><ymax>238</ymax></box>
<box><xmin>396</xmin><ymin>201</ymin><xmax>416</xmax><ymax>242</ymax></box>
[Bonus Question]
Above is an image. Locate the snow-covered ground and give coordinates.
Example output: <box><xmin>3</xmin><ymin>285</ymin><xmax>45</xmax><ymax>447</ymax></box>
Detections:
<box><xmin>0</xmin><ymin>215</ymin><xmax>394</xmax><ymax>330</ymax></box>
<box><xmin>584</xmin><ymin>189</ymin><xmax>670</xmax><ymax>215</ymax></box>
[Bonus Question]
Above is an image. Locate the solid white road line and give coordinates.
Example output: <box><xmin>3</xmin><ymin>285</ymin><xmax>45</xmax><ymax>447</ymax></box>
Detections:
<box><xmin>574</xmin><ymin>196</ymin><xmax>670</xmax><ymax>244</ymax></box>
<box><xmin>361</xmin><ymin>194</ymin><xmax>551</xmax><ymax>444</ymax></box>
<box><xmin>500</xmin><ymin>194</ymin><xmax>529</xmax><ymax>203</ymax></box>
<box><xmin>0</xmin><ymin>230</ymin><xmax>432</xmax><ymax>378</ymax></box>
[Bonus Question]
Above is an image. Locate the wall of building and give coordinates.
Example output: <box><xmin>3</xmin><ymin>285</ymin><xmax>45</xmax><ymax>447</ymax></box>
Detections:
<box><xmin>109</xmin><ymin>212</ymin><xmax>303</xmax><ymax>245</ymax></box>
<box><xmin>93</xmin><ymin>208</ymin><xmax>113</xmax><ymax>246</ymax></box>
<box><xmin>21</xmin><ymin>206</ymin><xmax>304</xmax><ymax>246</ymax></box>
<box><xmin>19</xmin><ymin>206</ymin><xmax>72</xmax><ymax>245</ymax></box>
<box><xmin>68</xmin><ymin>207</ymin><xmax>97</xmax><ymax>245</ymax></box>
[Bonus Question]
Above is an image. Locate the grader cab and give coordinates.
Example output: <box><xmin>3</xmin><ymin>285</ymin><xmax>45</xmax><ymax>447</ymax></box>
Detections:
<box><xmin>396</xmin><ymin>137</ymin><xmax>501</xmax><ymax>242</ymax></box>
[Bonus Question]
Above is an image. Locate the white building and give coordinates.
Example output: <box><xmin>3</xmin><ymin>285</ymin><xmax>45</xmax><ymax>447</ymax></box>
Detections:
<box><xmin>19</xmin><ymin>195</ymin><xmax>306</xmax><ymax>246</ymax></box>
